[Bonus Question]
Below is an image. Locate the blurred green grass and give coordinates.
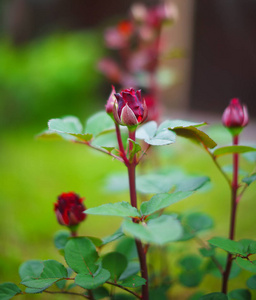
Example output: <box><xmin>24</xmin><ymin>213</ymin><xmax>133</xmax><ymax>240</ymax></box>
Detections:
<box><xmin>0</xmin><ymin>124</ymin><xmax>255</xmax><ymax>299</ymax></box>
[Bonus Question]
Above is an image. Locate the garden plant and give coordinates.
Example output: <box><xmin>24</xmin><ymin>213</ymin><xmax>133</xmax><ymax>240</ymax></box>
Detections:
<box><xmin>1</xmin><ymin>87</ymin><xmax>256</xmax><ymax>300</ymax></box>
<box><xmin>1</xmin><ymin>3</ymin><xmax>256</xmax><ymax>300</ymax></box>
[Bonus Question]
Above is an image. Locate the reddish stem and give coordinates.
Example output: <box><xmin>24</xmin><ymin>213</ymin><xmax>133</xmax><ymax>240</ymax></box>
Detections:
<box><xmin>222</xmin><ymin>135</ymin><xmax>239</xmax><ymax>293</ymax></box>
<box><xmin>127</xmin><ymin>129</ymin><xmax>149</xmax><ymax>300</ymax></box>
<box><xmin>115</xmin><ymin>123</ymin><xmax>129</xmax><ymax>166</ymax></box>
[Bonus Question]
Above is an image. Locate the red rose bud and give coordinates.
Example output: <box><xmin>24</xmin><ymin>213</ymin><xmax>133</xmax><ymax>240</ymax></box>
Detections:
<box><xmin>105</xmin><ymin>85</ymin><xmax>116</xmax><ymax>115</ymax></box>
<box><xmin>113</xmin><ymin>88</ymin><xmax>148</xmax><ymax>127</ymax></box>
<box><xmin>222</xmin><ymin>98</ymin><xmax>249</xmax><ymax>128</ymax></box>
<box><xmin>54</xmin><ymin>192</ymin><xmax>86</xmax><ymax>227</ymax></box>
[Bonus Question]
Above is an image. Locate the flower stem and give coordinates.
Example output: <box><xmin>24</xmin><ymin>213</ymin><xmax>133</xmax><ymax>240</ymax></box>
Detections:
<box><xmin>127</xmin><ymin>129</ymin><xmax>149</xmax><ymax>300</ymax></box>
<box><xmin>115</xmin><ymin>123</ymin><xmax>129</xmax><ymax>166</ymax></box>
<box><xmin>222</xmin><ymin>135</ymin><xmax>239</xmax><ymax>293</ymax></box>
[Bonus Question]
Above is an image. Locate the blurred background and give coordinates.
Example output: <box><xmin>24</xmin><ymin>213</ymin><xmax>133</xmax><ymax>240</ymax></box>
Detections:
<box><xmin>0</xmin><ymin>0</ymin><xmax>256</xmax><ymax>299</ymax></box>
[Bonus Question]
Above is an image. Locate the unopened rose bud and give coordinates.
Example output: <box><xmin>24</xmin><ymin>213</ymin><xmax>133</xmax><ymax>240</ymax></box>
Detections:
<box><xmin>105</xmin><ymin>85</ymin><xmax>116</xmax><ymax>115</ymax></box>
<box><xmin>222</xmin><ymin>98</ymin><xmax>249</xmax><ymax>128</ymax></box>
<box><xmin>54</xmin><ymin>192</ymin><xmax>86</xmax><ymax>227</ymax></box>
<box><xmin>113</xmin><ymin>88</ymin><xmax>148</xmax><ymax>128</ymax></box>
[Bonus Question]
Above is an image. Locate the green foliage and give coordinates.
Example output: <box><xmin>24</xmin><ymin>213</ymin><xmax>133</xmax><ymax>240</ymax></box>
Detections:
<box><xmin>75</xmin><ymin>269</ymin><xmax>110</xmax><ymax>290</ymax></box>
<box><xmin>85</xmin><ymin>111</ymin><xmax>115</xmax><ymax>137</ymax></box>
<box><xmin>214</xmin><ymin>146</ymin><xmax>256</xmax><ymax>157</ymax></box>
<box><xmin>0</xmin><ymin>283</ymin><xmax>21</xmax><ymax>300</ymax></box>
<box><xmin>102</xmin><ymin>252</ymin><xmax>128</xmax><ymax>281</ymax></box>
<box><xmin>19</xmin><ymin>260</ymin><xmax>43</xmax><ymax>281</ymax></box>
<box><xmin>180</xmin><ymin>212</ymin><xmax>214</xmax><ymax>240</ymax></box>
<box><xmin>200</xmin><ymin>293</ymin><xmax>228</xmax><ymax>300</ymax></box>
<box><xmin>209</xmin><ymin>238</ymin><xmax>256</xmax><ymax>256</ymax></box>
<box><xmin>140</xmin><ymin>191</ymin><xmax>193</xmax><ymax>216</ymax></box>
<box><xmin>136</xmin><ymin>121</ymin><xmax>176</xmax><ymax>145</ymax></box>
<box><xmin>54</xmin><ymin>230</ymin><xmax>70</xmax><ymax>250</ymax></box>
<box><xmin>64</xmin><ymin>238</ymin><xmax>99</xmax><ymax>275</ymax></box>
<box><xmin>118</xmin><ymin>275</ymin><xmax>146</xmax><ymax>288</ymax></box>
<box><xmin>85</xmin><ymin>201</ymin><xmax>140</xmax><ymax>218</ymax></box>
<box><xmin>21</xmin><ymin>260</ymin><xmax>67</xmax><ymax>289</ymax></box>
<box><xmin>228</xmin><ymin>289</ymin><xmax>251</xmax><ymax>300</ymax></box>
<box><xmin>122</xmin><ymin>215</ymin><xmax>183</xmax><ymax>245</ymax></box>
<box><xmin>242</xmin><ymin>173</ymin><xmax>256</xmax><ymax>186</ymax></box>
<box><xmin>236</xmin><ymin>257</ymin><xmax>256</xmax><ymax>273</ymax></box>
<box><xmin>246</xmin><ymin>275</ymin><xmax>256</xmax><ymax>289</ymax></box>
<box><xmin>0</xmin><ymin>33</ymin><xmax>103</xmax><ymax>126</ymax></box>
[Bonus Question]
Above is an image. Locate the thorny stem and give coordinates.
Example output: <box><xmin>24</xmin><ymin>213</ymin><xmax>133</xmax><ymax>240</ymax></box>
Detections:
<box><xmin>106</xmin><ymin>281</ymin><xmax>142</xmax><ymax>299</ymax></box>
<box><xmin>222</xmin><ymin>135</ymin><xmax>239</xmax><ymax>294</ymax></box>
<box><xmin>127</xmin><ymin>129</ymin><xmax>149</xmax><ymax>300</ymax></box>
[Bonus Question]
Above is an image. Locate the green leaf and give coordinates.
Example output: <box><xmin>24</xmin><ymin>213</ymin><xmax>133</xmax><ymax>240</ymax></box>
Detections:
<box><xmin>158</xmin><ymin>120</ymin><xmax>206</xmax><ymax>131</ymax></box>
<box><xmin>48</xmin><ymin>116</ymin><xmax>92</xmax><ymax>142</ymax></box>
<box><xmin>0</xmin><ymin>283</ymin><xmax>21</xmax><ymax>300</ymax></box>
<box><xmin>242</xmin><ymin>173</ymin><xmax>256</xmax><ymax>186</ymax></box>
<box><xmin>122</xmin><ymin>215</ymin><xmax>183</xmax><ymax>245</ymax></box>
<box><xmin>102</xmin><ymin>252</ymin><xmax>128</xmax><ymax>281</ymax></box>
<box><xmin>21</xmin><ymin>260</ymin><xmax>68</xmax><ymax>289</ymax></box>
<box><xmin>208</xmin><ymin>237</ymin><xmax>244</xmax><ymax>255</ymax></box>
<box><xmin>118</xmin><ymin>275</ymin><xmax>146</xmax><ymax>288</ymax></box>
<box><xmin>119</xmin><ymin>262</ymin><xmax>140</xmax><ymax>281</ymax></box>
<box><xmin>136</xmin><ymin>173</ymin><xmax>176</xmax><ymax>194</ymax></box>
<box><xmin>48</xmin><ymin>116</ymin><xmax>82</xmax><ymax>134</ymax></box>
<box><xmin>36</xmin><ymin>129</ymin><xmax>74</xmax><ymax>141</ymax></box>
<box><xmin>102</xmin><ymin>228</ymin><xmax>124</xmax><ymax>245</ymax></box>
<box><xmin>200</xmin><ymin>293</ymin><xmax>228</xmax><ymax>300</ymax></box>
<box><xmin>170</xmin><ymin>126</ymin><xmax>217</xmax><ymax>149</ymax></box>
<box><xmin>136</xmin><ymin>121</ymin><xmax>158</xmax><ymax>140</ymax></box>
<box><xmin>238</xmin><ymin>239</ymin><xmax>256</xmax><ymax>255</ymax></box>
<box><xmin>175</xmin><ymin>176</ymin><xmax>210</xmax><ymax>192</ymax></box>
<box><xmin>85</xmin><ymin>202</ymin><xmax>140</xmax><ymax>218</ymax></box>
<box><xmin>25</xmin><ymin>287</ymin><xmax>45</xmax><ymax>294</ymax></box>
<box><xmin>54</xmin><ymin>230</ymin><xmax>70</xmax><ymax>250</ymax></box>
<box><xmin>246</xmin><ymin>275</ymin><xmax>256</xmax><ymax>290</ymax></box>
<box><xmin>179</xmin><ymin>270</ymin><xmax>203</xmax><ymax>287</ymax></box>
<box><xmin>85</xmin><ymin>111</ymin><xmax>115</xmax><ymax>137</ymax></box>
<box><xmin>127</xmin><ymin>138</ymin><xmax>141</xmax><ymax>162</ymax></box>
<box><xmin>214</xmin><ymin>146</ymin><xmax>256</xmax><ymax>157</ymax></box>
<box><xmin>140</xmin><ymin>191</ymin><xmax>193</xmax><ymax>216</ymax></box>
<box><xmin>115</xmin><ymin>237</ymin><xmax>138</xmax><ymax>260</ymax></box>
<box><xmin>247</xmin><ymin>275</ymin><xmax>256</xmax><ymax>289</ymax></box>
<box><xmin>207</xmin><ymin>254</ymin><xmax>240</xmax><ymax>279</ymax></box>
<box><xmin>87</xmin><ymin>236</ymin><xmax>103</xmax><ymax>248</ymax></box>
<box><xmin>228</xmin><ymin>289</ymin><xmax>251</xmax><ymax>300</ymax></box>
<box><xmin>188</xmin><ymin>292</ymin><xmax>205</xmax><ymax>300</ymax></box>
<box><xmin>179</xmin><ymin>255</ymin><xmax>202</xmax><ymax>271</ymax></box>
<box><xmin>19</xmin><ymin>260</ymin><xmax>43</xmax><ymax>280</ymax></box>
<box><xmin>144</xmin><ymin>129</ymin><xmax>176</xmax><ymax>146</ymax></box>
<box><xmin>64</xmin><ymin>238</ymin><xmax>99</xmax><ymax>275</ymax></box>
<box><xmin>236</xmin><ymin>257</ymin><xmax>256</xmax><ymax>273</ymax></box>
<box><xmin>199</xmin><ymin>246</ymin><xmax>215</xmax><ymax>257</ymax></box>
<box><xmin>75</xmin><ymin>268</ymin><xmax>110</xmax><ymax>290</ymax></box>
<box><xmin>182</xmin><ymin>212</ymin><xmax>214</xmax><ymax>234</ymax></box>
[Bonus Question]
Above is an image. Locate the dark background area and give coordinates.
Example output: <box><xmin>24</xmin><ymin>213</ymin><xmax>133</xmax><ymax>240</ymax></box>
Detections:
<box><xmin>190</xmin><ymin>0</ymin><xmax>256</xmax><ymax>115</ymax></box>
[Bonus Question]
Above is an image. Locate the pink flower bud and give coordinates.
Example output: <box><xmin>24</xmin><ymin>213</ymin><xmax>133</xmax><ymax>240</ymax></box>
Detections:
<box><xmin>113</xmin><ymin>88</ymin><xmax>148</xmax><ymax>127</ymax></box>
<box><xmin>222</xmin><ymin>98</ymin><xmax>249</xmax><ymax>128</ymax></box>
<box><xmin>105</xmin><ymin>85</ymin><xmax>116</xmax><ymax>115</ymax></box>
<box><xmin>54</xmin><ymin>192</ymin><xmax>86</xmax><ymax>227</ymax></box>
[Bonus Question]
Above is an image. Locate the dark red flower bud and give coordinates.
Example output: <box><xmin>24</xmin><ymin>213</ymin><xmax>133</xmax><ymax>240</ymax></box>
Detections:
<box><xmin>105</xmin><ymin>85</ymin><xmax>116</xmax><ymax>115</ymax></box>
<box><xmin>54</xmin><ymin>192</ymin><xmax>86</xmax><ymax>227</ymax></box>
<box><xmin>113</xmin><ymin>88</ymin><xmax>148</xmax><ymax>127</ymax></box>
<box><xmin>222</xmin><ymin>98</ymin><xmax>249</xmax><ymax>128</ymax></box>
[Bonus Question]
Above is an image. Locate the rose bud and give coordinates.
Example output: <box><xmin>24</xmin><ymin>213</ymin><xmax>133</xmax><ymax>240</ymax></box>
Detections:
<box><xmin>113</xmin><ymin>88</ymin><xmax>148</xmax><ymax>128</ymax></box>
<box><xmin>54</xmin><ymin>192</ymin><xmax>86</xmax><ymax>227</ymax></box>
<box><xmin>105</xmin><ymin>85</ymin><xmax>116</xmax><ymax>115</ymax></box>
<box><xmin>222</xmin><ymin>98</ymin><xmax>249</xmax><ymax>128</ymax></box>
